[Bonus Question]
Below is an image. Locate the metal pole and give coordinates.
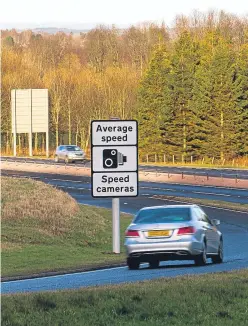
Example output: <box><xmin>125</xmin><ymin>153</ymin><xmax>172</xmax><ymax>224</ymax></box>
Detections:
<box><xmin>46</xmin><ymin>132</ymin><xmax>49</xmax><ymax>158</ymax></box>
<box><xmin>29</xmin><ymin>89</ymin><xmax>33</xmax><ymax>157</ymax></box>
<box><xmin>110</xmin><ymin>117</ymin><xmax>120</xmax><ymax>254</ymax></box>
<box><xmin>29</xmin><ymin>133</ymin><xmax>32</xmax><ymax>156</ymax></box>
<box><xmin>13</xmin><ymin>132</ymin><xmax>17</xmax><ymax>156</ymax></box>
<box><xmin>13</xmin><ymin>90</ymin><xmax>17</xmax><ymax>156</ymax></box>
<box><xmin>112</xmin><ymin>197</ymin><xmax>120</xmax><ymax>253</ymax></box>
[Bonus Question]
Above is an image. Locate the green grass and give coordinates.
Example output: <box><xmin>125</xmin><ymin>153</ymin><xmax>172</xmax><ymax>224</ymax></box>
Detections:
<box><xmin>2</xmin><ymin>205</ymin><xmax>131</xmax><ymax>277</ymax></box>
<box><xmin>2</xmin><ymin>269</ymin><xmax>248</xmax><ymax>326</ymax></box>
<box><xmin>1</xmin><ymin>177</ymin><xmax>131</xmax><ymax>278</ymax></box>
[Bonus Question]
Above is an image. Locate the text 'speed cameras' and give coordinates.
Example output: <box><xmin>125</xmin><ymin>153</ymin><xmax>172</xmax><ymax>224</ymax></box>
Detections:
<box><xmin>103</xmin><ymin>149</ymin><xmax>127</xmax><ymax>169</ymax></box>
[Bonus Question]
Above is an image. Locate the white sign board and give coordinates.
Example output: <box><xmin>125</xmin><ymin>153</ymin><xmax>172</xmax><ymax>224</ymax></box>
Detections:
<box><xmin>91</xmin><ymin>120</ymin><xmax>138</xmax><ymax>198</ymax></box>
<box><xmin>92</xmin><ymin>172</ymin><xmax>138</xmax><ymax>197</ymax></box>
<box><xmin>11</xmin><ymin>89</ymin><xmax>49</xmax><ymax>157</ymax></box>
<box><xmin>11</xmin><ymin>89</ymin><xmax>49</xmax><ymax>133</ymax></box>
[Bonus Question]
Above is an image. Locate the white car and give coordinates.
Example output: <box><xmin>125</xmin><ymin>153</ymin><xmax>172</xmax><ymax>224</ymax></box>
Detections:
<box><xmin>54</xmin><ymin>145</ymin><xmax>85</xmax><ymax>163</ymax></box>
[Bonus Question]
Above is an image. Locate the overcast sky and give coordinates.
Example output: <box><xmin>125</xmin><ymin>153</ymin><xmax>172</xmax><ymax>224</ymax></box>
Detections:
<box><xmin>1</xmin><ymin>0</ymin><xmax>247</xmax><ymax>29</ymax></box>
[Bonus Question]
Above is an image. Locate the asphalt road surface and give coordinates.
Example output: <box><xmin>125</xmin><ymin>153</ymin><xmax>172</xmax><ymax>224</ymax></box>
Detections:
<box><xmin>2</xmin><ymin>170</ymin><xmax>248</xmax><ymax>294</ymax></box>
<box><xmin>2</xmin><ymin>156</ymin><xmax>248</xmax><ymax>179</ymax></box>
<box><xmin>2</xmin><ymin>170</ymin><xmax>248</xmax><ymax>205</ymax></box>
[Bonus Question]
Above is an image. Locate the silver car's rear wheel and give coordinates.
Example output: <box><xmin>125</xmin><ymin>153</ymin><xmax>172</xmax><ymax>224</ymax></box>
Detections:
<box><xmin>127</xmin><ymin>258</ymin><xmax>140</xmax><ymax>270</ymax></box>
<box><xmin>194</xmin><ymin>241</ymin><xmax>207</xmax><ymax>266</ymax></box>
<box><xmin>212</xmin><ymin>239</ymin><xmax>223</xmax><ymax>264</ymax></box>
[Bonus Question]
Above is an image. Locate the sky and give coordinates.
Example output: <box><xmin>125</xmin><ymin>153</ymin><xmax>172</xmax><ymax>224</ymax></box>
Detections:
<box><xmin>0</xmin><ymin>0</ymin><xmax>248</xmax><ymax>29</ymax></box>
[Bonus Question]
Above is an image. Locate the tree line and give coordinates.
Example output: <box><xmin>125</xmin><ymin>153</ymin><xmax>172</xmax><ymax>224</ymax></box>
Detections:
<box><xmin>1</xmin><ymin>10</ymin><xmax>248</xmax><ymax>159</ymax></box>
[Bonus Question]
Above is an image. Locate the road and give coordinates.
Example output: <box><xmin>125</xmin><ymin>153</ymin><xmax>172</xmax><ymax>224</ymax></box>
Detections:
<box><xmin>2</xmin><ymin>170</ymin><xmax>248</xmax><ymax>206</ymax></box>
<box><xmin>1</xmin><ymin>170</ymin><xmax>248</xmax><ymax>294</ymax></box>
<box><xmin>2</xmin><ymin>156</ymin><xmax>248</xmax><ymax>179</ymax></box>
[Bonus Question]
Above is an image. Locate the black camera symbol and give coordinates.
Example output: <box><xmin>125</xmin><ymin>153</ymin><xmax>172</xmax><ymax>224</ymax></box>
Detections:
<box><xmin>103</xmin><ymin>149</ymin><xmax>127</xmax><ymax>169</ymax></box>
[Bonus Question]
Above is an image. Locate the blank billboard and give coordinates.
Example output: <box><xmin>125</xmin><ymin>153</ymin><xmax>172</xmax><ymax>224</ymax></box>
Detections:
<box><xmin>11</xmin><ymin>89</ymin><xmax>48</xmax><ymax>133</ymax></box>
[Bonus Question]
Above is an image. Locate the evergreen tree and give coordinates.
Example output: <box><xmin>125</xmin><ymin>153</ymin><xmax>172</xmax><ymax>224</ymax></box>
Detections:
<box><xmin>233</xmin><ymin>44</ymin><xmax>248</xmax><ymax>155</ymax></box>
<box><xmin>138</xmin><ymin>45</ymin><xmax>171</xmax><ymax>153</ymax></box>
<box><xmin>209</xmin><ymin>39</ymin><xmax>239</xmax><ymax>159</ymax></box>
<box><xmin>191</xmin><ymin>31</ymin><xmax>221</xmax><ymax>158</ymax></box>
<box><xmin>165</xmin><ymin>31</ymin><xmax>201</xmax><ymax>159</ymax></box>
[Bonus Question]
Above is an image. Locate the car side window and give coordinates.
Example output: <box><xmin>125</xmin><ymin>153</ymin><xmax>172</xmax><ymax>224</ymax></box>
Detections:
<box><xmin>194</xmin><ymin>208</ymin><xmax>203</xmax><ymax>221</ymax></box>
<box><xmin>202</xmin><ymin>213</ymin><xmax>212</xmax><ymax>225</ymax></box>
<box><xmin>195</xmin><ymin>208</ymin><xmax>211</xmax><ymax>224</ymax></box>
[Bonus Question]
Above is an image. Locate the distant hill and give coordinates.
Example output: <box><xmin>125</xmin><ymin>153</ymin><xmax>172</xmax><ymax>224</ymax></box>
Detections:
<box><xmin>32</xmin><ymin>27</ymin><xmax>90</xmax><ymax>34</ymax></box>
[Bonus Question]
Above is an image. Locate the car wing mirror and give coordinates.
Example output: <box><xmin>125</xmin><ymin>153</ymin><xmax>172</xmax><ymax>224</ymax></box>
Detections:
<box><xmin>211</xmin><ymin>219</ymin><xmax>220</xmax><ymax>226</ymax></box>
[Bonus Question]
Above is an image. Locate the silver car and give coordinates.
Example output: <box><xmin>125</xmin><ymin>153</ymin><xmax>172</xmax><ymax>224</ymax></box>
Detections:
<box><xmin>54</xmin><ymin>145</ymin><xmax>85</xmax><ymax>163</ymax></box>
<box><xmin>125</xmin><ymin>205</ymin><xmax>223</xmax><ymax>269</ymax></box>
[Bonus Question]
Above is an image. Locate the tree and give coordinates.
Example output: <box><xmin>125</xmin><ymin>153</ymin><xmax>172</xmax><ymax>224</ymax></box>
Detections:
<box><xmin>138</xmin><ymin>45</ymin><xmax>171</xmax><ymax>153</ymax></box>
<box><xmin>209</xmin><ymin>40</ymin><xmax>238</xmax><ymax>159</ymax></box>
<box><xmin>3</xmin><ymin>36</ymin><xmax>14</xmax><ymax>47</ymax></box>
<box><xmin>167</xmin><ymin>31</ymin><xmax>201</xmax><ymax>159</ymax></box>
<box><xmin>58</xmin><ymin>53</ymin><xmax>81</xmax><ymax>144</ymax></box>
<box><xmin>233</xmin><ymin>44</ymin><xmax>248</xmax><ymax>155</ymax></box>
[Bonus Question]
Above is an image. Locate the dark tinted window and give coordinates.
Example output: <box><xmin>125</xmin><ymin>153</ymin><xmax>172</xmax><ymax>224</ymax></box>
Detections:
<box><xmin>65</xmin><ymin>146</ymin><xmax>81</xmax><ymax>151</ymax></box>
<box><xmin>133</xmin><ymin>207</ymin><xmax>191</xmax><ymax>224</ymax></box>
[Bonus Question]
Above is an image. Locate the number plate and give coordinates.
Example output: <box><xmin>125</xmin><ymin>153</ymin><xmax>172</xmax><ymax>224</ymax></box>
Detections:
<box><xmin>148</xmin><ymin>230</ymin><xmax>170</xmax><ymax>237</ymax></box>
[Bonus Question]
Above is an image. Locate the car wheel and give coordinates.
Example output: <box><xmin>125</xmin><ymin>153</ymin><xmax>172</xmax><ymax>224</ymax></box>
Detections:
<box><xmin>65</xmin><ymin>156</ymin><xmax>70</xmax><ymax>164</ymax></box>
<box><xmin>149</xmin><ymin>259</ymin><xmax>160</xmax><ymax>269</ymax></box>
<box><xmin>194</xmin><ymin>241</ymin><xmax>207</xmax><ymax>266</ymax></box>
<box><xmin>211</xmin><ymin>239</ymin><xmax>223</xmax><ymax>264</ymax></box>
<box><xmin>127</xmin><ymin>258</ymin><xmax>140</xmax><ymax>270</ymax></box>
<box><xmin>54</xmin><ymin>155</ymin><xmax>59</xmax><ymax>163</ymax></box>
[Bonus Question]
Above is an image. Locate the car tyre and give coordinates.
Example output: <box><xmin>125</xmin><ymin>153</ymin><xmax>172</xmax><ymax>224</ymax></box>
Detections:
<box><xmin>149</xmin><ymin>259</ymin><xmax>160</xmax><ymax>269</ymax></box>
<box><xmin>127</xmin><ymin>258</ymin><xmax>140</xmax><ymax>270</ymax></box>
<box><xmin>194</xmin><ymin>241</ymin><xmax>207</xmax><ymax>266</ymax></box>
<box><xmin>54</xmin><ymin>155</ymin><xmax>59</xmax><ymax>163</ymax></box>
<box><xmin>211</xmin><ymin>239</ymin><xmax>223</xmax><ymax>264</ymax></box>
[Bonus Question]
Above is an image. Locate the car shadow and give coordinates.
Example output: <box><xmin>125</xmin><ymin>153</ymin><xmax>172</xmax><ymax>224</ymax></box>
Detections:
<box><xmin>141</xmin><ymin>261</ymin><xmax>212</xmax><ymax>270</ymax></box>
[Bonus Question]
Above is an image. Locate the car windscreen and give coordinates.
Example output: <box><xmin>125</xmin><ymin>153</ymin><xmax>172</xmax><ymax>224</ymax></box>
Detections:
<box><xmin>65</xmin><ymin>146</ymin><xmax>81</xmax><ymax>151</ymax></box>
<box><xmin>133</xmin><ymin>207</ymin><xmax>191</xmax><ymax>224</ymax></box>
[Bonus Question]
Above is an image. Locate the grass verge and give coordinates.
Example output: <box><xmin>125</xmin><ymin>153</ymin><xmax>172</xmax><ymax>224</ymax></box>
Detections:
<box><xmin>2</xmin><ymin>269</ymin><xmax>248</xmax><ymax>326</ymax></box>
<box><xmin>1</xmin><ymin>177</ymin><xmax>132</xmax><ymax>278</ymax></box>
<box><xmin>152</xmin><ymin>195</ymin><xmax>248</xmax><ymax>212</ymax></box>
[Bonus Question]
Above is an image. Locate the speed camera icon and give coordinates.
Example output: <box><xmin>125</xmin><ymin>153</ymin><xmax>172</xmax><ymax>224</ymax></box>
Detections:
<box><xmin>103</xmin><ymin>149</ymin><xmax>127</xmax><ymax>169</ymax></box>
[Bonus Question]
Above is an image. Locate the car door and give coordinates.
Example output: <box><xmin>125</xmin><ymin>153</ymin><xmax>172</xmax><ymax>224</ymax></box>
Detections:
<box><xmin>58</xmin><ymin>146</ymin><xmax>65</xmax><ymax>160</ymax></box>
<box><xmin>200</xmin><ymin>209</ymin><xmax>219</xmax><ymax>253</ymax></box>
<box><xmin>194</xmin><ymin>208</ymin><xmax>214</xmax><ymax>253</ymax></box>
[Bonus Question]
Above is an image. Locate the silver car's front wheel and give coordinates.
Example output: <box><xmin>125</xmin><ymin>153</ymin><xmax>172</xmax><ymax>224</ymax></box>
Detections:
<box><xmin>54</xmin><ymin>155</ymin><xmax>59</xmax><ymax>163</ymax></box>
<box><xmin>212</xmin><ymin>239</ymin><xmax>223</xmax><ymax>264</ymax></box>
<box><xmin>194</xmin><ymin>241</ymin><xmax>207</xmax><ymax>266</ymax></box>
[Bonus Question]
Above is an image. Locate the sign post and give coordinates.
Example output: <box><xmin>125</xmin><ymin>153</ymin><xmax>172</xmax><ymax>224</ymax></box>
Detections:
<box><xmin>91</xmin><ymin>120</ymin><xmax>138</xmax><ymax>253</ymax></box>
<box><xmin>112</xmin><ymin>197</ymin><xmax>120</xmax><ymax>253</ymax></box>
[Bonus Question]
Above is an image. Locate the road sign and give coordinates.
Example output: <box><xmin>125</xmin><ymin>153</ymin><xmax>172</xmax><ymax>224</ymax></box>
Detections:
<box><xmin>11</xmin><ymin>89</ymin><xmax>49</xmax><ymax>157</ymax></box>
<box><xmin>91</xmin><ymin>120</ymin><xmax>138</xmax><ymax>198</ymax></box>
